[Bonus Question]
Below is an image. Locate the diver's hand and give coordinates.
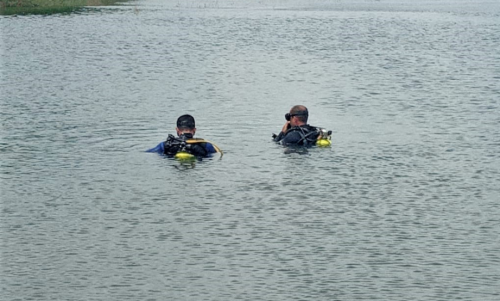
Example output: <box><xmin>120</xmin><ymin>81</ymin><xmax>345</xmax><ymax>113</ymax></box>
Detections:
<box><xmin>281</xmin><ymin>122</ymin><xmax>291</xmax><ymax>133</ymax></box>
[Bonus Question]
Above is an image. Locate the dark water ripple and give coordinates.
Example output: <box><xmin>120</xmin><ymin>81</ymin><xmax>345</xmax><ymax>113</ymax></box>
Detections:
<box><xmin>1</xmin><ymin>1</ymin><xmax>500</xmax><ymax>300</ymax></box>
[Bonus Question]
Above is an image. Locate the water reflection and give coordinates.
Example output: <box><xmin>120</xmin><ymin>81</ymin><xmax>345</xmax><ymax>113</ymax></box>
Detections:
<box><xmin>173</xmin><ymin>161</ymin><xmax>197</xmax><ymax>170</ymax></box>
<box><xmin>283</xmin><ymin>146</ymin><xmax>311</xmax><ymax>156</ymax></box>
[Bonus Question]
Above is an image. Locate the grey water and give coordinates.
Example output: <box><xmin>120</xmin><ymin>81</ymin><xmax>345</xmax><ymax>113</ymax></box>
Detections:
<box><xmin>1</xmin><ymin>0</ymin><xmax>499</xmax><ymax>300</ymax></box>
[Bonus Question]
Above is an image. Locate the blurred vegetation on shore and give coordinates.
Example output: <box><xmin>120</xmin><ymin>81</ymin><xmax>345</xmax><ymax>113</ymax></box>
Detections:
<box><xmin>1</xmin><ymin>0</ymin><xmax>129</xmax><ymax>15</ymax></box>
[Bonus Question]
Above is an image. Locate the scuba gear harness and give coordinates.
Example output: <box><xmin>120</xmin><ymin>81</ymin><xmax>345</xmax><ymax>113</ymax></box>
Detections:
<box><xmin>294</xmin><ymin>126</ymin><xmax>319</xmax><ymax>146</ymax></box>
<box><xmin>163</xmin><ymin>134</ymin><xmax>222</xmax><ymax>158</ymax></box>
<box><xmin>273</xmin><ymin>125</ymin><xmax>332</xmax><ymax>147</ymax></box>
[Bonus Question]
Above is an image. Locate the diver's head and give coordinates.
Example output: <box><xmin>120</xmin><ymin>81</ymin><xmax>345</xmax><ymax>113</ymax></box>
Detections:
<box><xmin>285</xmin><ymin>105</ymin><xmax>308</xmax><ymax>126</ymax></box>
<box><xmin>176</xmin><ymin>114</ymin><xmax>196</xmax><ymax>137</ymax></box>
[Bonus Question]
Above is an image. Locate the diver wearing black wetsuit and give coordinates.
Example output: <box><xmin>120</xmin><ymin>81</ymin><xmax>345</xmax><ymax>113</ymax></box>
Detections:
<box><xmin>146</xmin><ymin>114</ymin><xmax>219</xmax><ymax>157</ymax></box>
<box><xmin>273</xmin><ymin>105</ymin><xmax>319</xmax><ymax>146</ymax></box>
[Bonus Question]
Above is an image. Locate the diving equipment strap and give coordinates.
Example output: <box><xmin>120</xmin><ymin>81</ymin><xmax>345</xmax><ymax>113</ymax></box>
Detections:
<box><xmin>186</xmin><ymin>139</ymin><xmax>223</xmax><ymax>155</ymax></box>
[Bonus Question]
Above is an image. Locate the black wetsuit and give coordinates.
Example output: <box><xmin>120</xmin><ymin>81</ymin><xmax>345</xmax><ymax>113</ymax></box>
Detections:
<box><xmin>273</xmin><ymin>125</ymin><xmax>319</xmax><ymax>146</ymax></box>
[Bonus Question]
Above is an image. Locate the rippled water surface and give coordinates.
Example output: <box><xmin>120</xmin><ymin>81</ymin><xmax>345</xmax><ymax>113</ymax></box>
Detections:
<box><xmin>1</xmin><ymin>0</ymin><xmax>500</xmax><ymax>300</ymax></box>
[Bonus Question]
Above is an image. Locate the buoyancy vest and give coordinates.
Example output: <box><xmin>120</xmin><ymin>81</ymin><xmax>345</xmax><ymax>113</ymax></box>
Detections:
<box><xmin>277</xmin><ymin>125</ymin><xmax>320</xmax><ymax>146</ymax></box>
<box><xmin>163</xmin><ymin>134</ymin><xmax>221</xmax><ymax>157</ymax></box>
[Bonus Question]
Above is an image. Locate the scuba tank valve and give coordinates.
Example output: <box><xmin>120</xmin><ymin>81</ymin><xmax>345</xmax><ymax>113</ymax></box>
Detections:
<box><xmin>316</xmin><ymin>128</ymin><xmax>332</xmax><ymax>147</ymax></box>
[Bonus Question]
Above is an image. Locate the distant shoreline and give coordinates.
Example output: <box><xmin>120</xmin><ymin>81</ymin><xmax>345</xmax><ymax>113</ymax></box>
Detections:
<box><xmin>1</xmin><ymin>0</ymin><xmax>131</xmax><ymax>15</ymax></box>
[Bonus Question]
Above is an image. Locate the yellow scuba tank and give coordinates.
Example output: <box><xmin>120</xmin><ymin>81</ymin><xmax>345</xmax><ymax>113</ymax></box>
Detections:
<box><xmin>316</xmin><ymin>128</ymin><xmax>332</xmax><ymax>147</ymax></box>
<box><xmin>317</xmin><ymin>139</ymin><xmax>331</xmax><ymax>147</ymax></box>
<box><xmin>174</xmin><ymin>151</ymin><xmax>195</xmax><ymax>160</ymax></box>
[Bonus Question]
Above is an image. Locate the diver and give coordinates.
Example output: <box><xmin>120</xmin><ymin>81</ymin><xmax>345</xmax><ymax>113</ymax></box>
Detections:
<box><xmin>146</xmin><ymin>114</ymin><xmax>221</xmax><ymax>158</ymax></box>
<box><xmin>272</xmin><ymin>105</ymin><xmax>331</xmax><ymax>147</ymax></box>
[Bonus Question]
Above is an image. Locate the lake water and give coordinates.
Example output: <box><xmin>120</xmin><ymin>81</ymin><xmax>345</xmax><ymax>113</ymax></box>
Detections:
<box><xmin>1</xmin><ymin>0</ymin><xmax>499</xmax><ymax>300</ymax></box>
